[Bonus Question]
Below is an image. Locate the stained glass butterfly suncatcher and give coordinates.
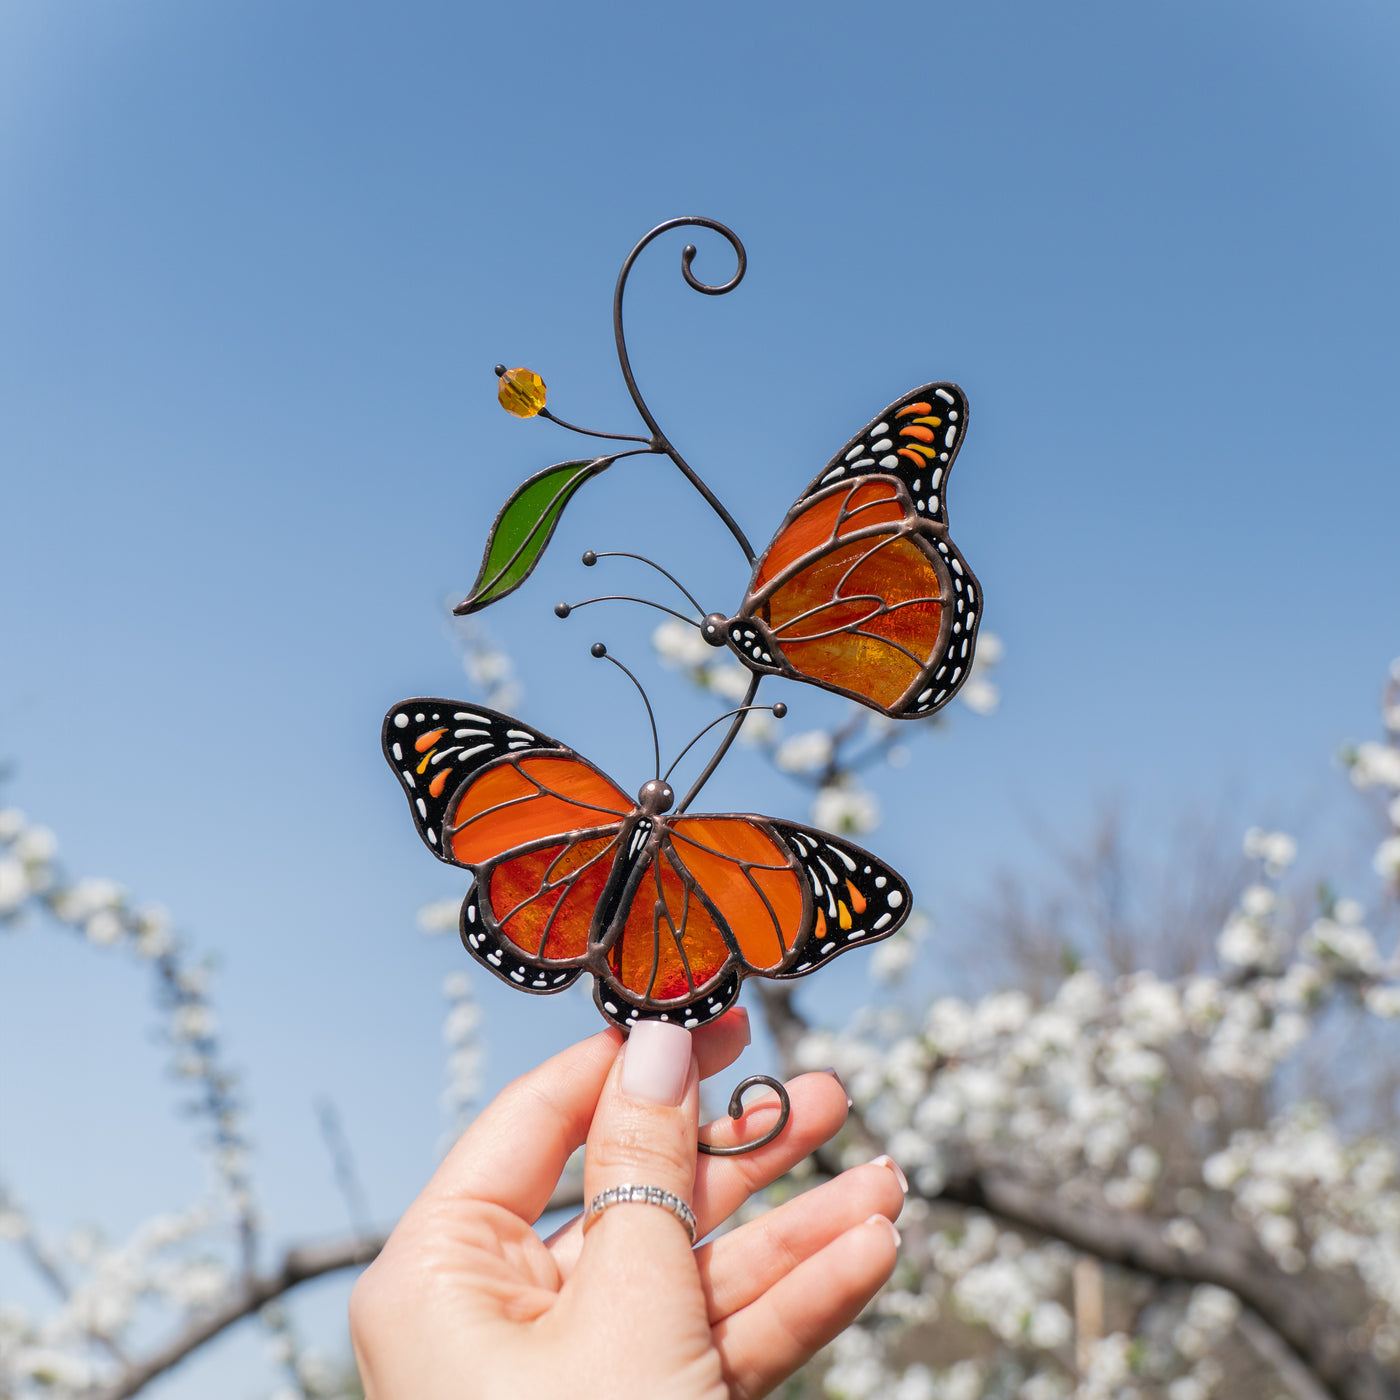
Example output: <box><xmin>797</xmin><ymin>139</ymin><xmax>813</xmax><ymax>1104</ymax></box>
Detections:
<box><xmin>387</xmin><ymin>216</ymin><xmax>984</xmax><ymax>1042</ymax></box>
<box><xmin>699</xmin><ymin>381</ymin><xmax>980</xmax><ymax>719</ymax></box>
<box><xmin>383</xmin><ymin>697</ymin><xmax>911</xmax><ymax>1029</ymax></box>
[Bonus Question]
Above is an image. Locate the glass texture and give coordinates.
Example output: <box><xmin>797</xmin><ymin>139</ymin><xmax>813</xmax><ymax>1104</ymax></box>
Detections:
<box><xmin>610</xmin><ymin>855</ymin><xmax>730</xmax><ymax>1001</ymax></box>
<box><xmin>450</xmin><ymin>756</ymin><xmax>630</xmax><ymax>865</ymax></box>
<box><xmin>469</xmin><ymin>461</ymin><xmax>596</xmax><ymax>608</ymax></box>
<box><xmin>669</xmin><ymin>818</ymin><xmax>802</xmax><ymax>970</ymax></box>
<box><xmin>490</xmin><ymin>835</ymin><xmax>618</xmax><ymax>959</ymax></box>
<box><xmin>753</xmin><ymin>478</ymin><xmax>905</xmax><ymax>591</ymax></box>
<box><xmin>497</xmin><ymin>366</ymin><xmax>547</xmax><ymax>417</ymax></box>
<box><xmin>766</xmin><ymin>532</ymin><xmax>944</xmax><ymax>708</ymax></box>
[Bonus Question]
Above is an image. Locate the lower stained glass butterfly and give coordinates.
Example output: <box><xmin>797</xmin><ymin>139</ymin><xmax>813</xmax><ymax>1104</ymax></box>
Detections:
<box><xmin>699</xmin><ymin>383</ymin><xmax>982</xmax><ymax>720</ymax></box>
<box><xmin>383</xmin><ymin>698</ymin><xmax>911</xmax><ymax>1028</ymax></box>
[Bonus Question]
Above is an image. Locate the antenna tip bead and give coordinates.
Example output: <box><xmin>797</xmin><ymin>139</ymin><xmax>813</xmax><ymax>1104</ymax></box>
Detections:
<box><xmin>581</xmin><ymin>550</ymin><xmax>598</xmax><ymax>566</ymax></box>
<box><xmin>772</xmin><ymin>702</ymin><xmax>787</xmax><ymax>718</ymax></box>
<box><xmin>493</xmin><ymin>364</ymin><xmax>507</xmax><ymax>377</ymax></box>
<box><xmin>590</xmin><ymin>642</ymin><xmax>608</xmax><ymax>659</ymax></box>
<box><xmin>554</xmin><ymin>602</ymin><xmax>571</xmax><ymax>618</ymax></box>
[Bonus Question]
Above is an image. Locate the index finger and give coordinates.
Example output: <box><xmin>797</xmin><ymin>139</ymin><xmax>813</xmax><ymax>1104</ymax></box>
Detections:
<box><xmin>410</xmin><ymin>1007</ymin><xmax>750</xmax><ymax>1225</ymax></box>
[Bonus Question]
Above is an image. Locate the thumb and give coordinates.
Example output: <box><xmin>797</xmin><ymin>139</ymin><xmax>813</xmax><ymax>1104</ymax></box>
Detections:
<box><xmin>577</xmin><ymin>1020</ymin><xmax>701</xmax><ymax>1277</ymax></box>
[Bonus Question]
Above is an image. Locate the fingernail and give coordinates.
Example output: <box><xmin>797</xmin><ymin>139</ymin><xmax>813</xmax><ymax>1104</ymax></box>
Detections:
<box><xmin>867</xmin><ymin>1213</ymin><xmax>902</xmax><ymax>1247</ymax></box>
<box><xmin>730</xmin><ymin>1007</ymin><xmax>752</xmax><ymax>1048</ymax></box>
<box><xmin>621</xmin><ymin>1020</ymin><xmax>694</xmax><ymax>1106</ymax></box>
<box><xmin>823</xmin><ymin>1067</ymin><xmax>853</xmax><ymax>1109</ymax></box>
<box><xmin>870</xmin><ymin>1154</ymin><xmax>909</xmax><ymax>1194</ymax></box>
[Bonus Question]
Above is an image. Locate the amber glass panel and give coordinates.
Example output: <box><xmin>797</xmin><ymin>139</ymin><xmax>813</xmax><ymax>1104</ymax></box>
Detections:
<box><xmin>450</xmin><ymin>756</ymin><xmax>630</xmax><ymax>864</ymax></box>
<box><xmin>489</xmin><ymin>835</ymin><xmax>616</xmax><ymax>959</ymax></box>
<box><xmin>769</xmin><ymin>534</ymin><xmax>944</xmax><ymax>708</ymax></box>
<box><xmin>754</xmin><ymin>478</ymin><xmax>905</xmax><ymax>591</ymax></box>
<box><xmin>669</xmin><ymin>818</ymin><xmax>802</xmax><ymax>970</ymax></box>
<box><xmin>610</xmin><ymin>856</ymin><xmax>730</xmax><ymax>1001</ymax></box>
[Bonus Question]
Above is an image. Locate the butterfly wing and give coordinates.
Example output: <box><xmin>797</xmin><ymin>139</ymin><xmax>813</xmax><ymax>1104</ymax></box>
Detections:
<box><xmin>802</xmin><ymin>383</ymin><xmax>970</xmax><ymax>527</ymax></box>
<box><xmin>727</xmin><ymin>384</ymin><xmax>981</xmax><ymax>719</ymax></box>
<box><xmin>385</xmin><ymin>706</ymin><xmax>913</xmax><ymax>1024</ymax></box>
<box><xmin>762</xmin><ymin>820</ymin><xmax>911</xmax><ymax>976</ymax></box>
<box><xmin>591</xmin><ymin>815</ymin><xmax>910</xmax><ymax>1029</ymax></box>
<box><xmin>383</xmin><ymin>698</ymin><xmax>634</xmax><ymax>994</ymax></box>
<box><xmin>383</xmin><ymin>698</ymin><xmax>569</xmax><ymax>859</ymax></box>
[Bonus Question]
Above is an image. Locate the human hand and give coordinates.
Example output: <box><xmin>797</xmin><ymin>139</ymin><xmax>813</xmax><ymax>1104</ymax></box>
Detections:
<box><xmin>349</xmin><ymin>1009</ymin><xmax>906</xmax><ymax>1400</ymax></box>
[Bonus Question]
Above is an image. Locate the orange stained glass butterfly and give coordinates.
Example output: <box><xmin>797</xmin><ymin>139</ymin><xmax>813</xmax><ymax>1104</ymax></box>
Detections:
<box><xmin>695</xmin><ymin>383</ymin><xmax>982</xmax><ymax>720</ymax></box>
<box><xmin>383</xmin><ymin>698</ymin><xmax>912</xmax><ymax>1029</ymax></box>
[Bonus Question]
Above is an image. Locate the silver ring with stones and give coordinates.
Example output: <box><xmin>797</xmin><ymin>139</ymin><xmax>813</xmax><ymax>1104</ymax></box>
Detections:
<box><xmin>584</xmin><ymin>1183</ymin><xmax>697</xmax><ymax>1245</ymax></box>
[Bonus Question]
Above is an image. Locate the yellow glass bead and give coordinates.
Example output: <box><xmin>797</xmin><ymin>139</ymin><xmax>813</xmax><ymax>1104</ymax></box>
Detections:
<box><xmin>497</xmin><ymin>367</ymin><xmax>547</xmax><ymax>418</ymax></box>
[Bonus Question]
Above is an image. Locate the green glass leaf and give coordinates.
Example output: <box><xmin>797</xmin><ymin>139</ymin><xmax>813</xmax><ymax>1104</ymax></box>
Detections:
<box><xmin>454</xmin><ymin>458</ymin><xmax>610</xmax><ymax>616</ymax></box>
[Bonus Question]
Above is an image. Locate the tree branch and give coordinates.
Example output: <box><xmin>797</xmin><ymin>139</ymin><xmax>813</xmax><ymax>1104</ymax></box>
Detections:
<box><xmin>753</xmin><ymin>984</ymin><xmax>1399</xmax><ymax>1400</ymax></box>
<box><xmin>937</xmin><ymin>1171</ymin><xmax>1396</xmax><ymax>1400</ymax></box>
<box><xmin>84</xmin><ymin>1235</ymin><xmax>385</xmax><ymax>1400</ymax></box>
<box><xmin>84</xmin><ymin>1177</ymin><xmax>591</xmax><ymax>1400</ymax></box>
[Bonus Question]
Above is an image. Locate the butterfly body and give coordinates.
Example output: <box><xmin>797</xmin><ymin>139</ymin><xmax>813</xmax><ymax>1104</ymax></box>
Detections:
<box><xmin>700</xmin><ymin>383</ymin><xmax>982</xmax><ymax>720</ymax></box>
<box><xmin>384</xmin><ymin>699</ymin><xmax>911</xmax><ymax>1029</ymax></box>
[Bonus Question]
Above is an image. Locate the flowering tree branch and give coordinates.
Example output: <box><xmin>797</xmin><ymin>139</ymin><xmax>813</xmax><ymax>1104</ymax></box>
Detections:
<box><xmin>84</xmin><ymin>1236</ymin><xmax>385</xmax><ymax>1400</ymax></box>
<box><xmin>757</xmin><ymin>982</ymin><xmax>1392</xmax><ymax>1400</ymax></box>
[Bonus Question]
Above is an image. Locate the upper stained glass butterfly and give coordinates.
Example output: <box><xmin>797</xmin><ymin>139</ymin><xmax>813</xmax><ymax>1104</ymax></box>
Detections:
<box><xmin>698</xmin><ymin>383</ymin><xmax>982</xmax><ymax>720</ymax></box>
<box><xmin>383</xmin><ymin>698</ymin><xmax>911</xmax><ymax>1029</ymax></box>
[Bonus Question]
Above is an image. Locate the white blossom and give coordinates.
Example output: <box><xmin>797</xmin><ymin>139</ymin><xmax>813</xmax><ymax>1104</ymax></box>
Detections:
<box><xmin>651</xmin><ymin>618</ymin><xmax>713</xmax><ymax>668</ymax></box>
<box><xmin>1242</xmin><ymin>826</ymin><xmax>1297</xmax><ymax>874</ymax></box>
<box><xmin>812</xmin><ymin>785</ymin><xmax>880</xmax><ymax>835</ymax></box>
<box><xmin>1351</xmin><ymin>741</ymin><xmax>1400</xmax><ymax>791</ymax></box>
<box><xmin>775</xmin><ymin>729</ymin><xmax>834</xmax><ymax>774</ymax></box>
<box><xmin>0</xmin><ymin>860</ymin><xmax>28</xmax><ymax>914</ymax></box>
<box><xmin>1374</xmin><ymin>836</ymin><xmax>1400</xmax><ymax>883</ymax></box>
<box><xmin>417</xmin><ymin>897</ymin><xmax>461</xmax><ymax>933</ymax></box>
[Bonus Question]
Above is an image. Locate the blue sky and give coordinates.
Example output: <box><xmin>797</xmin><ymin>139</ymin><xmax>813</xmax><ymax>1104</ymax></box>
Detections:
<box><xmin>1</xmin><ymin>1</ymin><xmax>1397</xmax><ymax>1391</ymax></box>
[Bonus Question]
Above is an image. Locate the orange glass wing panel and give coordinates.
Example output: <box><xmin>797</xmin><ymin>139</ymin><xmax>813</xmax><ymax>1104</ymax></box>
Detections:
<box><xmin>448</xmin><ymin>755</ymin><xmax>631</xmax><ymax>865</ymax></box>
<box><xmin>488</xmin><ymin>834</ymin><xmax>620</xmax><ymax>960</ymax></box>
<box><xmin>608</xmin><ymin>851</ymin><xmax>733</xmax><ymax>1002</ymax></box>
<box><xmin>765</xmin><ymin>537</ymin><xmax>945</xmax><ymax>711</ymax></box>
<box><xmin>667</xmin><ymin>817</ymin><xmax>807</xmax><ymax>972</ymax></box>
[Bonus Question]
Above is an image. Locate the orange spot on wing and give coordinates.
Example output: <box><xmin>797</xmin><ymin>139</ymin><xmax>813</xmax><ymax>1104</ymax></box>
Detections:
<box><xmin>846</xmin><ymin>879</ymin><xmax>867</xmax><ymax>913</ymax></box>
<box><xmin>428</xmin><ymin>768</ymin><xmax>453</xmax><ymax>799</ymax></box>
<box><xmin>897</xmin><ymin>448</ymin><xmax>926</xmax><ymax>467</ymax></box>
<box><xmin>899</xmin><ymin>425</ymin><xmax>935</xmax><ymax>443</ymax></box>
<box><xmin>415</xmin><ymin>728</ymin><xmax>447</xmax><ymax>752</ymax></box>
<box><xmin>896</xmin><ymin>402</ymin><xmax>933</xmax><ymax>417</ymax></box>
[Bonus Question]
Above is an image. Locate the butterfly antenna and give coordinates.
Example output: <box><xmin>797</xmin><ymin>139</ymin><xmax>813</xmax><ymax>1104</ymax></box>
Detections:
<box><xmin>555</xmin><ymin>596</ymin><xmax>700</xmax><ymax>627</ymax></box>
<box><xmin>580</xmin><ymin>550</ymin><xmax>707</xmax><ymax>617</ymax></box>
<box><xmin>663</xmin><ymin>701</ymin><xmax>787</xmax><ymax>783</ymax></box>
<box><xmin>590</xmin><ymin>642</ymin><xmax>661</xmax><ymax>780</ymax></box>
